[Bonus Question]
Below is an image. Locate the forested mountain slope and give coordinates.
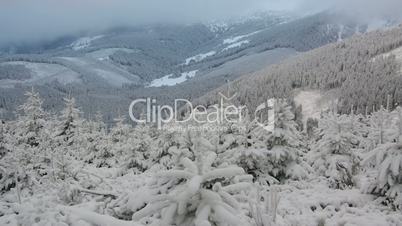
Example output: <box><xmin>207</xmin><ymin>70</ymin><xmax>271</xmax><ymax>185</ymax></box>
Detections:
<box><xmin>197</xmin><ymin>25</ymin><xmax>402</xmax><ymax>115</ymax></box>
<box><xmin>0</xmin><ymin>11</ymin><xmax>394</xmax><ymax>121</ymax></box>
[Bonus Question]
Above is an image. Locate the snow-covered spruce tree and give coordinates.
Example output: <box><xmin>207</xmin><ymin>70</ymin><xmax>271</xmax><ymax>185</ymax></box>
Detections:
<box><xmin>0</xmin><ymin>89</ymin><xmax>56</xmax><ymax>192</ymax></box>
<box><xmin>367</xmin><ymin>107</ymin><xmax>399</xmax><ymax>147</ymax></box>
<box><xmin>218</xmin><ymin>116</ymin><xmax>271</xmax><ymax>180</ymax></box>
<box><xmin>92</xmin><ymin>113</ymin><xmax>132</xmax><ymax>168</ymax></box>
<box><xmin>84</xmin><ymin>113</ymin><xmax>129</xmax><ymax>168</ymax></box>
<box><xmin>131</xmin><ymin>149</ymin><xmax>253</xmax><ymax>226</ymax></box>
<box><xmin>207</xmin><ymin>103</ymin><xmax>241</xmax><ymax>155</ymax></box>
<box><xmin>15</xmin><ymin>88</ymin><xmax>46</xmax><ymax>147</ymax></box>
<box><xmin>56</xmin><ymin>96</ymin><xmax>82</xmax><ymax>146</ymax></box>
<box><xmin>50</xmin><ymin>96</ymin><xmax>89</xmax><ymax>177</ymax></box>
<box><xmin>254</xmin><ymin>99</ymin><xmax>308</xmax><ymax>184</ymax></box>
<box><xmin>110</xmin><ymin>114</ymin><xmax>131</xmax><ymax>145</ymax></box>
<box><xmin>308</xmin><ymin>113</ymin><xmax>361</xmax><ymax>189</ymax></box>
<box><xmin>121</xmin><ymin>121</ymin><xmax>155</xmax><ymax>174</ymax></box>
<box><xmin>85</xmin><ymin>136</ymin><xmax>113</xmax><ymax>168</ymax></box>
<box><xmin>148</xmin><ymin>125</ymin><xmax>182</xmax><ymax>170</ymax></box>
<box><xmin>188</xmin><ymin>103</ymin><xmax>268</xmax><ymax>177</ymax></box>
<box><xmin>363</xmin><ymin>108</ymin><xmax>402</xmax><ymax>209</ymax></box>
<box><xmin>0</xmin><ymin>120</ymin><xmax>7</xmax><ymax>159</ymax></box>
<box><xmin>306</xmin><ymin>117</ymin><xmax>319</xmax><ymax>139</ymax></box>
<box><xmin>0</xmin><ymin>120</ymin><xmax>14</xmax><ymax>192</ymax></box>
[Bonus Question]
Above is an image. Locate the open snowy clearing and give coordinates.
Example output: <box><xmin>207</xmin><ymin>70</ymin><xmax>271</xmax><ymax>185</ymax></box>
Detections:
<box><xmin>0</xmin><ymin>61</ymin><xmax>81</xmax><ymax>88</ymax></box>
<box><xmin>382</xmin><ymin>46</ymin><xmax>402</xmax><ymax>72</ymax></box>
<box><xmin>223</xmin><ymin>30</ymin><xmax>261</xmax><ymax>45</ymax></box>
<box><xmin>222</xmin><ymin>40</ymin><xmax>250</xmax><ymax>51</ymax></box>
<box><xmin>294</xmin><ymin>90</ymin><xmax>334</xmax><ymax>125</ymax></box>
<box><xmin>59</xmin><ymin>57</ymin><xmax>139</xmax><ymax>86</ymax></box>
<box><xmin>147</xmin><ymin>70</ymin><xmax>199</xmax><ymax>87</ymax></box>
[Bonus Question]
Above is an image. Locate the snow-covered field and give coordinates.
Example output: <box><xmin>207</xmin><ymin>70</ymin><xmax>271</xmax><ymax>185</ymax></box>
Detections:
<box><xmin>147</xmin><ymin>70</ymin><xmax>198</xmax><ymax>87</ymax></box>
<box><xmin>59</xmin><ymin>56</ymin><xmax>139</xmax><ymax>86</ymax></box>
<box><xmin>222</xmin><ymin>40</ymin><xmax>250</xmax><ymax>51</ymax></box>
<box><xmin>223</xmin><ymin>31</ymin><xmax>261</xmax><ymax>45</ymax></box>
<box><xmin>0</xmin><ymin>61</ymin><xmax>81</xmax><ymax>88</ymax></box>
<box><xmin>293</xmin><ymin>90</ymin><xmax>337</xmax><ymax>128</ymax></box>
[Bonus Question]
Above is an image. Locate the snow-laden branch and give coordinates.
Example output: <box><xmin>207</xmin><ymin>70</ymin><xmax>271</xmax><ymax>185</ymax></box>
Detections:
<box><xmin>60</xmin><ymin>206</ymin><xmax>143</xmax><ymax>226</ymax></box>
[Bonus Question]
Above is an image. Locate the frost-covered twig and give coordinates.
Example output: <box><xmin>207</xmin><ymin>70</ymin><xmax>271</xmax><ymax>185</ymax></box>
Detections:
<box><xmin>76</xmin><ymin>187</ymin><xmax>118</xmax><ymax>198</ymax></box>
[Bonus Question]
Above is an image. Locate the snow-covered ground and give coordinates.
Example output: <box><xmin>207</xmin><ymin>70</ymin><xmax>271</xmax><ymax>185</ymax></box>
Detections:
<box><xmin>274</xmin><ymin>179</ymin><xmax>401</xmax><ymax>226</ymax></box>
<box><xmin>294</xmin><ymin>90</ymin><xmax>333</xmax><ymax>126</ymax></box>
<box><xmin>223</xmin><ymin>30</ymin><xmax>261</xmax><ymax>45</ymax></box>
<box><xmin>1</xmin><ymin>165</ymin><xmax>400</xmax><ymax>226</ymax></box>
<box><xmin>184</xmin><ymin>52</ymin><xmax>216</xmax><ymax>65</ymax></box>
<box><xmin>338</xmin><ymin>25</ymin><xmax>344</xmax><ymax>42</ymax></box>
<box><xmin>222</xmin><ymin>40</ymin><xmax>250</xmax><ymax>51</ymax></box>
<box><xmin>147</xmin><ymin>70</ymin><xmax>198</xmax><ymax>87</ymax></box>
<box><xmin>59</xmin><ymin>56</ymin><xmax>138</xmax><ymax>86</ymax></box>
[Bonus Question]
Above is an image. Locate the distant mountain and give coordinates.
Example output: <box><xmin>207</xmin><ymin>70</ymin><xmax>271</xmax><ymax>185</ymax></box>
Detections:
<box><xmin>0</xmin><ymin>10</ymin><xmax>397</xmax><ymax>121</ymax></box>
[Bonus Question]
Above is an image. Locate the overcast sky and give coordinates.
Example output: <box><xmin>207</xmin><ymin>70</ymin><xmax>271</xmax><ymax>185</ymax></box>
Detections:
<box><xmin>0</xmin><ymin>0</ymin><xmax>401</xmax><ymax>46</ymax></box>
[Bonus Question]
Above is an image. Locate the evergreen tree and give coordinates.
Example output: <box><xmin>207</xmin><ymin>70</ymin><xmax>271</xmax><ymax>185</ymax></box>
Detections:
<box><xmin>308</xmin><ymin>113</ymin><xmax>360</xmax><ymax>189</ymax></box>
<box><xmin>259</xmin><ymin>99</ymin><xmax>308</xmax><ymax>184</ymax></box>
<box><xmin>363</xmin><ymin>108</ymin><xmax>402</xmax><ymax>209</ymax></box>
<box><xmin>57</xmin><ymin>96</ymin><xmax>82</xmax><ymax>146</ymax></box>
<box><xmin>131</xmin><ymin>149</ymin><xmax>253</xmax><ymax>226</ymax></box>
<box><xmin>0</xmin><ymin>120</ymin><xmax>7</xmax><ymax>159</ymax></box>
<box><xmin>122</xmin><ymin>121</ymin><xmax>154</xmax><ymax>173</ymax></box>
<box><xmin>16</xmin><ymin>88</ymin><xmax>46</xmax><ymax>147</ymax></box>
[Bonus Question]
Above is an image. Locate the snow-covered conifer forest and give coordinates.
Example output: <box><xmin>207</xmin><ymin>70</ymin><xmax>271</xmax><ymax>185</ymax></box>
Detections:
<box><xmin>2</xmin><ymin>1</ymin><xmax>402</xmax><ymax>225</ymax></box>
<box><xmin>1</xmin><ymin>87</ymin><xmax>402</xmax><ymax>226</ymax></box>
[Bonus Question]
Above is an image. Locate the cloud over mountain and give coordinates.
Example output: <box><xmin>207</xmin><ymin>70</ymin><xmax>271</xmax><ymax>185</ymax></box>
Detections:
<box><xmin>0</xmin><ymin>0</ymin><xmax>401</xmax><ymax>46</ymax></box>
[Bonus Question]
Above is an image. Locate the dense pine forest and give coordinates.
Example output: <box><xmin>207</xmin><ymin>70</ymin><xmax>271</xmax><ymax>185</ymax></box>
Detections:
<box><xmin>198</xmin><ymin>25</ymin><xmax>402</xmax><ymax>115</ymax></box>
